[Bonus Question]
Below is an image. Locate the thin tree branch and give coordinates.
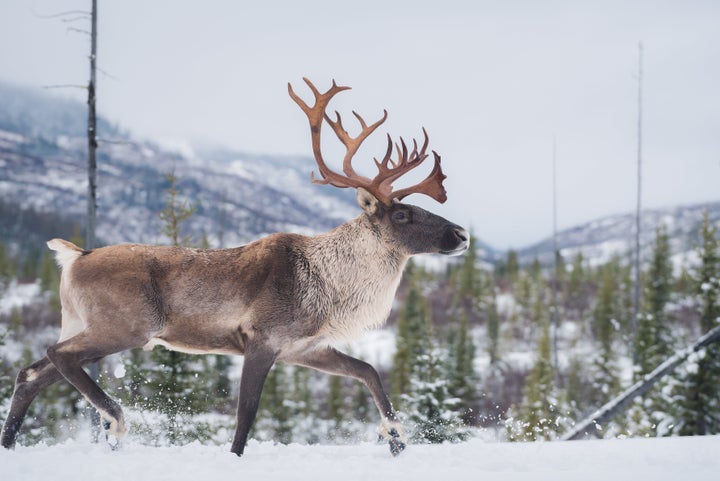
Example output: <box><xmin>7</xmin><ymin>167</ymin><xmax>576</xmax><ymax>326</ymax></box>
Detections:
<box><xmin>42</xmin><ymin>84</ymin><xmax>87</xmax><ymax>90</ymax></box>
<box><xmin>30</xmin><ymin>8</ymin><xmax>90</xmax><ymax>20</ymax></box>
<box><xmin>97</xmin><ymin>66</ymin><xmax>119</xmax><ymax>81</ymax></box>
<box><xmin>67</xmin><ymin>26</ymin><xmax>90</xmax><ymax>36</ymax></box>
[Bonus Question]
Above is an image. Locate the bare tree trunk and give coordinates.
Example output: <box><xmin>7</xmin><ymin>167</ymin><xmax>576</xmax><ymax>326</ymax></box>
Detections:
<box><xmin>631</xmin><ymin>42</ymin><xmax>643</xmax><ymax>351</ymax></box>
<box><xmin>86</xmin><ymin>0</ymin><xmax>97</xmax><ymax>251</ymax></box>
<box><xmin>86</xmin><ymin>0</ymin><xmax>101</xmax><ymax>443</ymax></box>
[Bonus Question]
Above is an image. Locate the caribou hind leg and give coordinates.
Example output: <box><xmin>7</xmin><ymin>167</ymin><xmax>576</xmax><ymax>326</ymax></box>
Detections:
<box><xmin>286</xmin><ymin>346</ymin><xmax>407</xmax><ymax>456</ymax></box>
<box><xmin>1</xmin><ymin>356</ymin><xmax>64</xmax><ymax>449</ymax></box>
<box><xmin>45</xmin><ymin>331</ymin><xmax>141</xmax><ymax>448</ymax></box>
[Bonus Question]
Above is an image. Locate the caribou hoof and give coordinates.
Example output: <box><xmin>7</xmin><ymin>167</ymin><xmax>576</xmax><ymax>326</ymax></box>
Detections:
<box><xmin>103</xmin><ymin>420</ymin><xmax>123</xmax><ymax>451</ymax></box>
<box><xmin>388</xmin><ymin>428</ymin><xmax>406</xmax><ymax>456</ymax></box>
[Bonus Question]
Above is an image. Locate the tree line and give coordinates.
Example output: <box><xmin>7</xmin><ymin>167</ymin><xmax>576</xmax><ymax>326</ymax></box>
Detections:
<box><xmin>1</xmin><ymin>178</ymin><xmax>718</xmax><ymax>446</ymax></box>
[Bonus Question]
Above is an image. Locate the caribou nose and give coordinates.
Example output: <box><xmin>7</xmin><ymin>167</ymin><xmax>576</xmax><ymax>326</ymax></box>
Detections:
<box><xmin>454</xmin><ymin>228</ymin><xmax>469</xmax><ymax>243</ymax></box>
<box><xmin>454</xmin><ymin>228</ymin><xmax>470</xmax><ymax>252</ymax></box>
<box><xmin>441</xmin><ymin>227</ymin><xmax>470</xmax><ymax>256</ymax></box>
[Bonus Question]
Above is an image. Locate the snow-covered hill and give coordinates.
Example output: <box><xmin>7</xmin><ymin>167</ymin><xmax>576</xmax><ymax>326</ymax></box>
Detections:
<box><xmin>517</xmin><ymin>201</ymin><xmax>720</xmax><ymax>267</ymax></box>
<box><xmin>2</xmin><ymin>435</ymin><xmax>719</xmax><ymax>481</ymax></box>
<box><xmin>0</xmin><ymin>81</ymin><xmax>357</xmax><ymax>249</ymax></box>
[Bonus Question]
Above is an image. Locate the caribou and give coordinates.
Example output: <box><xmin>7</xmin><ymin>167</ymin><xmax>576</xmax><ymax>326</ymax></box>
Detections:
<box><xmin>0</xmin><ymin>79</ymin><xmax>469</xmax><ymax>456</ymax></box>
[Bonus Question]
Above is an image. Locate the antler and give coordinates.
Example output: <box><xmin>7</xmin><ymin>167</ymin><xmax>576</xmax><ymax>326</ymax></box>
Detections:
<box><xmin>288</xmin><ymin>78</ymin><xmax>447</xmax><ymax>205</ymax></box>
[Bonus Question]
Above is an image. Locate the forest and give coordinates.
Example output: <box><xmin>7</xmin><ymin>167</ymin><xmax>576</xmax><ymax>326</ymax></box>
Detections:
<box><xmin>1</xmin><ymin>170</ymin><xmax>718</xmax><ymax>448</ymax></box>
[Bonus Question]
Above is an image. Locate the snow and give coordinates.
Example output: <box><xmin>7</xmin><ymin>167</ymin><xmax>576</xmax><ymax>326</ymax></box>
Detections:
<box><xmin>0</xmin><ymin>281</ymin><xmax>40</xmax><ymax>317</ymax></box>
<box><xmin>2</xmin><ymin>435</ymin><xmax>719</xmax><ymax>481</ymax></box>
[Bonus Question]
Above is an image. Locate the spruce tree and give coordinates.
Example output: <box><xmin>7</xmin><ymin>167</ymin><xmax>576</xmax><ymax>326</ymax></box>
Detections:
<box><xmin>392</xmin><ymin>264</ymin><xmax>468</xmax><ymax>442</ymax></box>
<box><xmin>39</xmin><ymin>250</ymin><xmax>61</xmax><ymax>313</ymax></box>
<box><xmin>506</xmin><ymin>278</ymin><xmax>568</xmax><ymax>441</ymax></box>
<box><xmin>327</xmin><ymin>375</ymin><xmax>346</xmax><ymax>427</ymax></box>
<box><xmin>445</xmin><ymin>311</ymin><xmax>477</xmax><ymax>419</ymax></box>
<box><xmin>0</xmin><ymin>328</ymin><xmax>12</xmax><ymax>404</ymax></box>
<box><xmin>455</xmin><ymin>233</ymin><xmax>481</xmax><ymax>313</ymax></box>
<box><xmin>287</xmin><ymin>366</ymin><xmax>317</xmax><ymax>443</ymax></box>
<box><xmin>486</xmin><ymin>291</ymin><xmax>500</xmax><ymax>365</ymax></box>
<box><xmin>516</xmin><ymin>316</ymin><xmax>559</xmax><ymax>440</ymax></box>
<box><xmin>565</xmin><ymin>251</ymin><xmax>587</xmax><ymax>314</ymax></box>
<box><xmin>0</xmin><ymin>240</ymin><xmax>13</xmax><ymax>284</ymax></box>
<box><xmin>402</xmin><ymin>346</ymin><xmax>469</xmax><ymax>444</ymax></box>
<box><xmin>391</xmin><ymin>261</ymin><xmax>427</xmax><ymax>408</ymax></box>
<box><xmin>631</xmin><ymin>224</ymin><xmax>675</xmax><ymax>436</ymax></box>
<box><xmin>635</xmin><ymin>225</ymin><xmax>674</xmax><ymax>375</ymax></box>
<box><xmin>158</xmin><ymin>171</ymin><xmax>197</xmax><ymax>247</ymax></box>
<box><xmin>588</xmin><ymin>262</ymin><xmax>621</xmax><ymax>408</ymax></box>
<box><xmin>505</xmin><ymin>249</ymin><xmax>519</xmax><ymax>284</ymax></box>
<box><xmin>672</xmin><ymin>212</ymin><xmax>720</xmax><ymax>435</ymax></box>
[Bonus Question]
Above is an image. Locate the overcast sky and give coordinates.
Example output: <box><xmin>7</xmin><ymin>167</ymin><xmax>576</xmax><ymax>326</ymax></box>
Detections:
<box><xmin>2</xmin><ymin>0</ymin><xmax>719</xmax><ymax>249</ymax></box>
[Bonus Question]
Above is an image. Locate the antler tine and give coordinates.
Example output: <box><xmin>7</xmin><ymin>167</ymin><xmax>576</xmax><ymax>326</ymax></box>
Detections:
<box><xmin>324</xmin><ymin>109</ymin><xmax>388</xmax><ymax>179</ymax></box>
<box><xmin>289</xmin><ymin>78</ymin><xmax>359</xmax><ymax>189</ymax></box>
<box><xmin>391</xmin><ymin>151</ymin><xmax>448</xmax><ymax>203</ymax></box>
<box><xmin>369</xmin><ymin>127</ymin><xmax>438</xmax><ymax>203</ymax></box>
<box><xmin>290</xmin><ymin>79</ymin><xmax>448</xmax><ymax>204</ymax></box>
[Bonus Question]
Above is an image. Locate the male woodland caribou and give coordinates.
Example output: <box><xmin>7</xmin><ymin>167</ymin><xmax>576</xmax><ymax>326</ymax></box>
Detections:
<box><xmin>1</xmin><ymin>79</ymin><xmax>469</xmax><ymax>456</ymax></box>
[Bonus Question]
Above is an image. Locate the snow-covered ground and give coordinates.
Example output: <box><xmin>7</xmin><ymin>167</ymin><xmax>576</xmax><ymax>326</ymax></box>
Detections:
<box><xmin>2</xmin><ymin>435</ymin><xmax>718</xmax><ymax>481</ymax></box>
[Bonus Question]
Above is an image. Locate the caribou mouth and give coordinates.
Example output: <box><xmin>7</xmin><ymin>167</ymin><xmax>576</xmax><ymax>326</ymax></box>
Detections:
<box><xmin>439</xmin><ymin>227</ymin><xmax>470</xmax><ymax>256</ymax></box>
<box><xmin>440</xmin><ymin>244</ymin><xmax>469</xmax><ymax>256</ymax></box>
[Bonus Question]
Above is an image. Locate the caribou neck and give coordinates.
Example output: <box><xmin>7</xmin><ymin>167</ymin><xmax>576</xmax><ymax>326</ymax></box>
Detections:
<box><xmin>309</xmin><ymin>215</ymin><xmax>406</xmax><ymax>278</ymax></box>
<box><xmin>303</xmin><ymin>215</ymin><xmax>408</xmax><ymax>342</ymax></box>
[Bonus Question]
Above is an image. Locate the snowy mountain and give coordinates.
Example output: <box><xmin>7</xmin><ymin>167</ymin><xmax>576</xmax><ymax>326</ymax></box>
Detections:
<box><xmin>517</xmin><ymin>201</ymin><xmax>720</xmax><ymax>267</ymax></box>
<box><xmin>0</xmin><ymin>80</ymin><xmax>358</xmax><ymax>250</ymax></box>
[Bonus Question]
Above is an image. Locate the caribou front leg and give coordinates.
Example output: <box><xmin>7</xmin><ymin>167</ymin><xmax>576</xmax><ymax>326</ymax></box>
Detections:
<box><xmin>230</xmin><ymin>344</ymin><xmax>277</xmax><ymax>456</ymax></box>
<box><xmin>287</xmin><ymin>346</ymin><xmax>407</xmax><ymax>456</ymax></box>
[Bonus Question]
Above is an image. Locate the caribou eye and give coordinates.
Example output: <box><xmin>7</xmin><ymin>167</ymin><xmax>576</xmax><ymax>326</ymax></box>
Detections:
<box><xmin>392</xmin><ymin>210</ymin><xmax>410</xmax><ymax>223</ymax></box>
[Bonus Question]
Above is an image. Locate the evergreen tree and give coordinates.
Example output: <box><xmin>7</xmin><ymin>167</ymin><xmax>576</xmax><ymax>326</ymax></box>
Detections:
<box><xmin>631</xmin><ymin>224</ymin><xmax>675</xmax><ymax>436</ymax></box>
<box><xmin>352</xmin><ymin>374</ymin><xmax>373</xmax><ymax>423</ymax></box>
<box><xmin>0</xmin><ymin>328</ymin><xmax>12</xmax><ymax>404</ymax></box>
<box><xmin>446</xmin><ymin>234</ymin><xmax>481</xmax><ymax>417</ymax></box>
<box><xmin>588</xmin><ymin>262</ymin><xmax>621</xmax><ymax>408</ymax></box>
<box><xmin>486</xmin><ymin>290</ymin><xmax>500</xmax><ymax>365</ymax></box>
<box><xmin>507</xmin><ymin>283</ymin><xmax>568</xmax><ymax>441</ymax></box>
<box><xmin>287</xmin><ymin>366</ymin><xmax>318</xmax><ymax>444</ymax></box>
<box><xmin>210</xmin><ymin>354</ymin><xmax>233</xmax><ymax>411</ymax></box>
<box><xmin>0</xmin><ymin>240</ymin><xmax>13</xmax><ymax>284</ymax></box>
<box><xmin>504</xmin><ymin>249</ymin><xmax>519</xmax><ymax>284</ymax></box>
<box><xmin>327</xmin><ymin>375</ymin><xmax>346</xmax><ymax>426</ymax></box>
<box><xmin>615</xmin><ymin>255</ymin><xmax>635</xmax><ymax>343</ymax></box>
<box><xmin>402</xmin><ymin>345</ymin><xmax>469</xmax><ymax>444</ymax></box>
<box><xmin>635</xmin><ymin>225</ymin><xmax>674</xmax><ymax>375</ymax></box>
<box><xmin>392</xmin><ymin>263</ymin><xmax>468</xmax><ymax>442</ymax></box>
<box><xmin>454</xmin><ymin>233</ymin><xmax>482</xmax><ymax>313</ymax></box>
<box><xmin>39</xmin><ymin>250</ymin><xmax>61</xmax><ymax>313</ymax></box>
<box><xmin>158</xmin><ymin>170</ymin><xmax>197</xmax><ymax>247</ymax></box>
<box><xmin>391</xmin><ymin>262</ymin><xmax>429</xmax><ymax>408</ymax></box>
<box><xmin>445</xmin><ymin>310</ymin><xmax>477</xmax><ymax>419</ymax></box>
<box><xmin>565</xmin><ymin>251</ymin><xmax>588</xmax><ymax>314</ymax></box>
<box><xmin>672</xmin><ymin>212</ymin><xmax>720</xmax><ymax>435</ymax></box>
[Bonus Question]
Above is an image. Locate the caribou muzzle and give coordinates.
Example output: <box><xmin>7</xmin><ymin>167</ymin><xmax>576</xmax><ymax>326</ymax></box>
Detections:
<box><xmin>440</xmin><ymin>226</ymin><xmax>470</xmax><ymax>256</ymax></box>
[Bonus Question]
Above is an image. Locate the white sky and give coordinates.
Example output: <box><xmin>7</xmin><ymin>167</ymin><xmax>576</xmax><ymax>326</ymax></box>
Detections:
<box><xmin>1</xmin><ymin>0</ymin><xmax>719</xmax><ymax>249</ymax></box>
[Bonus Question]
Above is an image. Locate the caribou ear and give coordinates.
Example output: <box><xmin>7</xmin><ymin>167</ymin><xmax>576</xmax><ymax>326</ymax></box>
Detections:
<box><xmin>357</xmin><ymin>187</ymin><xmax>380</xmax><ymax>216</ymax></box>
